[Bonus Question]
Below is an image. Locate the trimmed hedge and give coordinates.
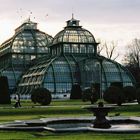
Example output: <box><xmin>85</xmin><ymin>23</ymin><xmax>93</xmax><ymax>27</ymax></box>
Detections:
<box><xmin>123</xmin><ymin>86</ymin><xmax>136</xmax><ymax>102</ymax></box>
<box><xmin>0</xmin><ymin>76</ymin><xmax>11</xmax><ymax>104</ymax></box>
<box><xmin>70</xmin><ymin>84</ymin><xmax>82</xmax><ymax>99</ymax></box>
<box><xmin>103</xmin><ymin>86</ymin><xmax>125</xmax><ymax>106</ymax></box>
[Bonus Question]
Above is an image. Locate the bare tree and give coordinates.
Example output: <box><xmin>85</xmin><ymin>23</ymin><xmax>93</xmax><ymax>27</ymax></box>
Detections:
<box><xmin>97</xmin><ymin>41</ymin><xmax>119</xmax><ymax>60</ymax></box>
<box><xmin>123</xmin><ymin>39</ymin><xmax>140</xmax><ymax>85</ymax></box>
<box><xmin>97</xmin><ymin>40</ymin><xmax>104</xmax><ymax>55</ymax></box>
<box><xmin>124</xmin><ymin>39</ymin><xmax>140</xmax><ymax>68</ymax></box>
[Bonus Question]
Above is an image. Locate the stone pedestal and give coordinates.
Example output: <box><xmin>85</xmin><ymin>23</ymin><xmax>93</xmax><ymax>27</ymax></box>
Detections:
<box><xmin>92</xmin><ymin>108</ymin><xmax>111</xmax><ymax>128</ymax></box>
<box><xmin>84</xmin><ymin>103</ymin><xmax>114</xmax><ymax>129</ymax></box>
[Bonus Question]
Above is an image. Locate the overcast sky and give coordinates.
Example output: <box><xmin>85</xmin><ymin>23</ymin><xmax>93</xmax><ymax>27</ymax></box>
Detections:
<box><xmin>0</xmin><ymin>0</ymin><xmax>140</xmax><ymax>62</ymax></box>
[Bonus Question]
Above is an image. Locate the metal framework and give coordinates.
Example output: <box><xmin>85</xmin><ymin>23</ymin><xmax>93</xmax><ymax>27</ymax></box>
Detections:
<box><xmin>15</xmin><ymin>17</ymin><xmax>136</xmax><ymax>99</ymax></box>
<box><xmin>0</xmin><ymin>17</ymin><xmax>136</xmax><ymax>99</ymax></box>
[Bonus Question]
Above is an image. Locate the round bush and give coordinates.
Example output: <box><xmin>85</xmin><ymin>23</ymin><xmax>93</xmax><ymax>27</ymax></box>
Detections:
<box><xmin>123</xmin><ymin>86</ymin><xmax>136</xmax><ymax>102</ymax></box>
<box><xmin>31</xmin><ymin>88</ymin><xmax>52</xmax><ymax>105</ymax></box>
<box><xmin>103</xmin><ymin>86</ymin><xmax>125</xmax><ymax>106</ymax></box>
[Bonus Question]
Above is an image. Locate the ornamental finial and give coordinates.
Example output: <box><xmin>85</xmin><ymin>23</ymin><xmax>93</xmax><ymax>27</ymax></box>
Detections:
<box><xmin>72</xmin><ymin>13</ymin><xmax>74</xmax><ymax>19</ymax></box>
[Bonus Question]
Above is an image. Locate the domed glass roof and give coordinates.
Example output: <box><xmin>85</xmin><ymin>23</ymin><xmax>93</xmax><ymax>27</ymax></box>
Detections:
<box><xmin>52</xmin><ymin>17</ymin><xmax>96</xmax><ymax>45</ymax></box>
<box><xmin>11</xmin><ymin>19</ymin><xmax>53</xmax><ymax>54</ymax></box>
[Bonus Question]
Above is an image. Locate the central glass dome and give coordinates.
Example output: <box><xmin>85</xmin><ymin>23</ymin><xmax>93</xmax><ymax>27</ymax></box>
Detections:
<box><xmin>52</xmin><ymin>17</ymin><xmax>96</xmax><ymax>45</ymax></box>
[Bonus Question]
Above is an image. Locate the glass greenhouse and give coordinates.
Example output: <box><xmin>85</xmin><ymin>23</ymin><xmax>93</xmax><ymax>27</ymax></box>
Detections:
<box><xmin>15</xmin><ymin>17</ymin><xmax>136</xmax><ymax>99</ymax></box>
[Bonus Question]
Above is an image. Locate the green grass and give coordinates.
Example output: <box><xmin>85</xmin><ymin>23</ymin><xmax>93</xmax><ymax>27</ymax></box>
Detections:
<box><xmin>111</xmin><ymin>103</ymin><xmax>140</xmax><ymax>116</ymax></box>
<box><xmin>0</xmin><ymin>100</ymin><xmax>139</xmax><ymax>139</ymax></box>
<box><xmin>0</xmin><ymin>131</ymin><xmax>140</xmax><ymax>140</ymax></box>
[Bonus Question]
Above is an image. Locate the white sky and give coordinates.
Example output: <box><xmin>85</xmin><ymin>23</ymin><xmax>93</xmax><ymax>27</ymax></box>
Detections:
<box><xmin>0</xmin><ymin>0</ymin><xmax>140</xmax><ymax>62</ymax></box>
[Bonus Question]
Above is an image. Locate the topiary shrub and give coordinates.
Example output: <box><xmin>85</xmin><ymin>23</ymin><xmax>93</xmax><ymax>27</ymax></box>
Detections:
<box><xmin>31</xmin><ymin>88</ymin><xmax>52</xmax><ymax>105</ymax></box>
<box><xmin>103</xmin><ymin>86</ymin><xmax>125</xmax><ymax>106</ymax></box>
<box><xmin>136</xmin><ymin>88</ymin><xmax>140</xmax><ymax>104</ymax></box>
<box><xmin>82</xmin><ymin>87</ymin><xmax>99</xmax><ymax>104</ymax></box>
<box><xmin>0</xmin><ymin>76</ymin><xmax>11</xmax><ymax>104</ymax></box>
<box><xmin>90</xmin><ymin>83</ymin><xmax>100</xmax><ymax>104</ymax></box>
<box><xmin>82</xmin><ymin>87</ymin><xmax>91</xmax><ymax>102</ymax></box>
<box><xmin>90</xmin><ymin>90</ymin><xmax>99</xmax><ymax>104</ymax></box>
<box><xmin>123</xmin><ymin>86</ymin><xmax>136</xmax><ymax>102</ymax></box>
<box><xmin>70</xmin><ymin>83</ymin><xmax>82</xmax><ymax>99</ymax></box>
<box><xmin>91</xmin><ymin>83</ymin><xmax>100</xmax><ymax>94</ymax></box>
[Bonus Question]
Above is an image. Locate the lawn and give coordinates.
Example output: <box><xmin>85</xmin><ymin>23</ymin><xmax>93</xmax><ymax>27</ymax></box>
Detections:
<box><xmin>0</xmin><ymin>100</ymin><xmax>139</xmax><ymax>140</ymax></box>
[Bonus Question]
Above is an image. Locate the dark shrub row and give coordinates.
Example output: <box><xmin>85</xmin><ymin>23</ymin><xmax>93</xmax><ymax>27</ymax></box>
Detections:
<box><xmin>82</xmin><ymin>84</ymin><xmax>140</xmax><ymax>105</ymax></box>
<box><xmin>30</xmin><ymin>84</ymin><xmax>140</xmax><ymax>106</ymax></box>
<box><xmin>104</xmin><ymin>85</ymin><xmax>140</xmax><ymax>105</ymax></box>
